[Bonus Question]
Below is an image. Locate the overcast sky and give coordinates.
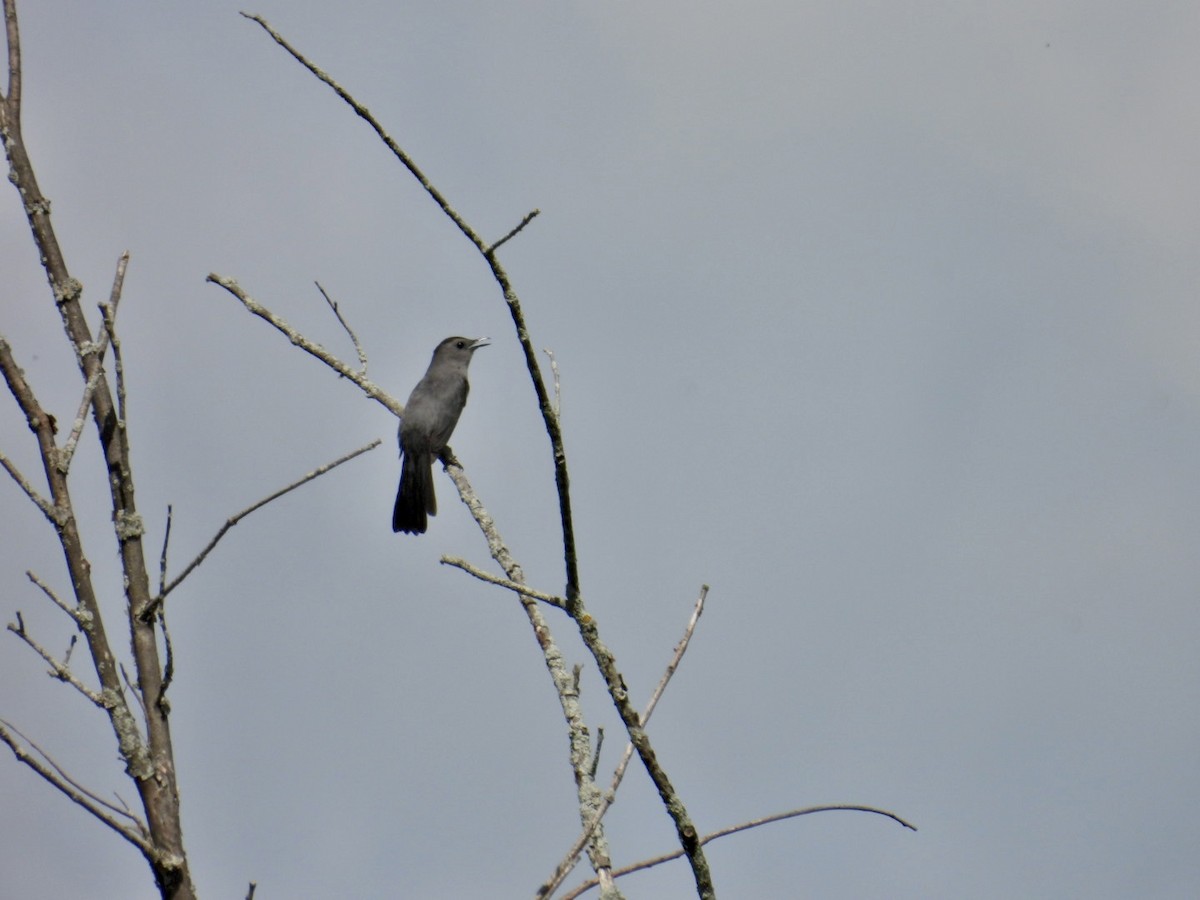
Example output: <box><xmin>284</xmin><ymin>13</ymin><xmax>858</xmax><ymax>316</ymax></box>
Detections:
<box><xmin>3</xmin><ymin>2</ymin><xmax>1199</xmax><ymax>898</ymax></box>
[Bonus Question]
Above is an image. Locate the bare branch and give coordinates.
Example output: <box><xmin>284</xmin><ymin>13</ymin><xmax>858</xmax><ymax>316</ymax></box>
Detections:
<box><xmin>156</xmin><ymin>439</ymin><xmax>381</xmax><ymax>603</ymax></box>
<box><xmin>2</xmin><ymin>0</ymin><xmax>20</xmax><ymax>107</ymax></box>
<box><xmin>0</xmin><ymin>337</ymin><xmax>59</xmax><ymax>522</ymax></box>
<box><xmin>0</xmin><ymin>718</ymin><xmax>151</xmax><ymax>852</ymax></box>
<box><xmin>157</xmin><ymin>504</ymin><xmax>173</xmax><ymax>596</ymax></box>
<box><xmin>315</xmin><ymin>281</ymin><xmax>367</xmax><ymax>373</ymax></box>
<box><xmin>6</xmin><ymin>620</ymin><xmax>104</xmax><ymax>705</ymax></box>
<box><xmin>105</xmin><ymin>249</ymin><xmax>130</xmax><ymax>316</ymax></box>
<box><xmin>440</xmin><ymin>556</ymin><xmax>566</xmax><ymax>609</ymax></box>
<box><xmin>559</xmin><ymin>804</ymin><xmax>918</xmax><ymax>900</ymax></box>
<box><xmin>57</xmin><ymin>253</ymin><xmax>126</xmax><ymax>472</ymax></box>
<box><xmin>206</xmin><ymin>274</ymin><xmax>397</xmax><ymax>414</ymax></box>
<box><xmin>437</xmin><ymin>466</ymin><xmax>619</xmax><ymax>879</ymax></box>
<box><xmin>589</xmin><ymin>727</ymin><xmax>603</xmax><ymax>780</ymax></box>
<box><xmin>0</xmin><ymin>444</ymin><xmax>54</xmax><ymax>519</ymax></box>
<box><xmin>543</xmin><ymin>347</ymin><xmax>561</xmax><ymax>419</ymax></box>
<box><xmin>4</xmin><ymin>9</ymin><xmax>194</xmax><ymax>891</ymax></box>
<box><xmin>157</xmin><ymin>611</ymin><xmax>174</xmax><ymax>711</ymax></box>
<box><xmin>61</xmin><ymin>632</ymin><xmax>77</xmax><ymax>666</ymax></box>
<box><xmin>241</xmin><ymin>12</ymin><xmax>488</xmax><ymax>254</ymax></box>
<box><xmin>540</xmin><ymin>585</ymin><xmax>709</xmax><ymax>898</ymax></box>
<box><xmin>100</xmin><ymin>300</ymin><xmax>126</xmax><ymax>426</ymax></box>
<box><xmin>486</xmin><ymin>208</ymin><xmax>541</xmax><ymax>255</ymax></box>
<box><xmin>58</xmin><ymin>370</ymin><xmax>102</xmax><ymax>471</ymax></box>
<box><xmin>120</xmin><ymin>663</ymin><xmax>147</xmax><ymax>724</ymax></box>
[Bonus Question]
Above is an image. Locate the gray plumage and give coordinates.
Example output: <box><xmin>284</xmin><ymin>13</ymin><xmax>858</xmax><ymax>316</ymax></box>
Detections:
<box><xmin>392</xmin><ymin>336</ymin><xmax>489</xmax><ymax>534</ymax></box>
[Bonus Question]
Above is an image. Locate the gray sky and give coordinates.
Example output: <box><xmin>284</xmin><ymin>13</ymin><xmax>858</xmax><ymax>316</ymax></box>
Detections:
<box><xmin>3</xmin><ymin>2</ymin><xmax>1198</xmax><ymax>897</ymax></box>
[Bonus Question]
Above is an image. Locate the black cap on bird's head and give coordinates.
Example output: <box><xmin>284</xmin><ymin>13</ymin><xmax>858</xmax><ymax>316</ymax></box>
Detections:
<box><xmin>432</xmin><ymin>335</ymin><xmax>490</xmax><ymax>359</ymax></box>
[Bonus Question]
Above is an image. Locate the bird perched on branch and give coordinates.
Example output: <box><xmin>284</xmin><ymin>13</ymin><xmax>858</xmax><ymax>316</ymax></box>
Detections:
<box><xmin>392</xmin><ymin>336</ymin><xmax>490</xmax><ymax>534</ymax></box>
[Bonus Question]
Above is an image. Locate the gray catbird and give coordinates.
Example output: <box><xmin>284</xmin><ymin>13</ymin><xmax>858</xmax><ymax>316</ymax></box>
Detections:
<box><xmin>392</xmin><ymin>336</ymin><xmax>490</xmax><ymax>534</ymax></box>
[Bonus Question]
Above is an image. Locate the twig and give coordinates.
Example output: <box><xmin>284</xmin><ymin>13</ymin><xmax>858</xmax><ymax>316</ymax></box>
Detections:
<box><xmin>99</xmin><ymin>301</ymin><xmax>126</xmax><ymax>426</ymax></box>
<box><xmin>0</xmin><ymin>447</ymin><xmax>54</xmax><ymax>518</ymax></box>
<box><xmin>0</xmin><ymin>718</ymin><xmax>151</xmax><ymax>852</ymax></box>
<box><xmin>0</xmin><ymin>338</ymin><xmax>58</xmax><ymax>522</ymax></box>
<box><xmin>315</xmin><ymin>281</ymin><xmax>368</xmax><ymax>373</ymax></box>
<box><xmin>206</xmin><ymin>275</ymin><xmax>397</xmax><ymax>414</ymax></box>
<box><xmin>59</xmin><ymin>254</ymin><xmax>127</xmax><ymax>471</ymax></box>
<box><xmin>539</xmin><ymin>585</ymin><xmax>709</xmax><ymax>898</ymax></box>
<box><xmin>25</xmin><ymin>569</ymin><xmax>80</xmax><ymax>624</ymax></box>
<box><xmin>440</xmin><ymin>557</ymin><xmax>566</xmax><ymax>609</ymax></box>
<box><xmin>486</xmin><ymin>208</ymin><xmax>540</xmax><ymax>255</ymax></box>
<box><xmin>154</xmin><ymin>438</ymin><xmax>381</xmax><ymax>605</ymax></box>
<box><xmin>241</xmin><ymin>13</ymin><xmax>488</xmax><ymax>255</ymax></box>
<box><xmin>543</xmin><ymin>348</ymin><xmax>561</xmax><ymax>418</ymax></box>
<box><xmin>120</xmin><ymin>663</ymin><xmax>148</xmax><ymax>724</ymax></box>
<box><xmin>62</xmin><ymin>633</ymin><xmax>77</xmax><ymax>666</ymax></box>
<box><xmin>156</xmin><ymin>610</ymin><xmax>174</xmax><ymax>712</ymax></box>
<box><xmin>589</xmin><ymin>728</ymin><xmax>603</xmax><ymax>780</ymax></box>
<box><xmin>59</xmin><ymin>369</ymin><xmax>102</xmax><ymax>471</ymax></box>
<box><xmin>559</xmin><ymin>804</ymin><xmax>918</xmax><ymax>900</ymax></box>
<box><xmin>6</xmin><ymin>621</ymin><xmax>104</xmax><ymax>705</ymax></box>
<box><xmin>157</xmin><ymin>505</ymin><xmax>173</xmax><ymax>596</ymax></box>
<box><xmin>440</xmin><ymin>459</ymin><xmax>615</xmax><ymax>881</ymax></box>
<box><xmin>105</xmin><ymin>250</ymin><xmax>130</xmax><ymax>316</ymax></box>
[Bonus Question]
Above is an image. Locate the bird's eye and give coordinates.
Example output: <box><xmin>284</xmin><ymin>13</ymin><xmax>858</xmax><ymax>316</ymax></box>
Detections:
<box><xmin>455</xmin><ymin>340</ymin><xmax>466</xmax><ymax>348</ymax></box>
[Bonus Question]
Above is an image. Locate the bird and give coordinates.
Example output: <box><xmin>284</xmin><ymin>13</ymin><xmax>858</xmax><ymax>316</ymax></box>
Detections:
<box><xmin>392</xmin><ymin>336</ymin><xmax>490</xmax><ymax>534</ymax></box>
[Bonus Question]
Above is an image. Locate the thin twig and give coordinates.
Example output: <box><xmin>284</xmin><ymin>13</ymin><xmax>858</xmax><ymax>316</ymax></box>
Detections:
<box><xmin>440</xmin><ymin>557</ymin><xmax>566</xmax><ymax>609</ymax></box>
<box><xmin>206</xmin><ymin>275</ymin><xmax>397</xmax><ymax>414</ymax></box>
<box><xmin>155</xmin><ymin>439</ymin><xmax>381</xmax><ymax>604</ymax></box>
<box><xmin>543</xmin><ymin>348</ymin><xmax>561</xmax><ymax>419</ymax></box>
<box><xmin>487</xmin><ymin>208</ymin><xmax>541</xmax><ymax>255</ymax></box>
<box><xmin>0</xmin><ymin>338</ymin><xmax>58</xmax><ymax>521</ymax></box>
<box><xmin>156</xmin><ymin>610</ymin><xmax>174</xmax><ymax>712</ymax></box>
<box><xmin>0</xmin><ymin>718</ymin><xmax>151</xmax><ymax>852</ymax></box>
<box><xmin>62</xmin><ymin>633</ymin><xmax>77</xmax><ymax>666</ymax></box>
<box><xmin>540</xmin><ymin>585</ymin><xmax>709</xmax><ymax>898</ymax></box>
<box><xmin>559</xmin><ymin>804</ymin><xmax>918</xmax><ymax>900</ymax></box>
<box><xmin>59</xmin><ymin>369</ymin><xmax>102</xmax><ymax>471</ymax></box>
<box><xmin>157</xmin><ymin>505</ymin><xmax>173</xmax><ymax>596</ymax></box>
<box><xmin>589</xmin><ymin>728</ymin><xmax>603</xmax><ymax>779</ymax></box>
<box><xmin>6</xmin><ymin>622</ymin><xmax>104</xmax><ymax>705</ymax></box>
<box><xmin>105</xmin><ymin>250</ymin><xmax>130</xmax><ymax>315</ymax></box>
<box><xmin>0</xmin><ymin>444</ymin><xmax>53</xmax><ymax>517</ymax></box>
<box><xmin>24</xmin><ymin>570</ymin><xmax>79</xmax><ymax>622</ymax></box>
<box><xmin>315</xmin><ymin>281</ymin><xmax>368</xmax><ymax>373</ymax></box>
<box><xmin>100</xmin><ymin>302</ymin><xmax>126</xmax><ymax>425</ymax></box>
<box><xmin>1</xmin><ymin>0</ymin><xmax>22</xmax><ymax>109</ymax></box>
<box><xmin>57</xmin><ymin>253</ymin><xmax>125</xmax><ymax>471</ymax></box>
<box><xmin>241</xmin><ymin>13</ymin><xmax>488</xmax><ymax>254</ymax></box>
<box><xmin>120</xmin><ymin>663</ymin><xmax>147</xmax><ymax>723</ymax></box>
<box><xmin>0</xmin><ymin>718</ymin><xmax>148</xmax><ymax>831</ymax></box>
<box><xmin>0</xmin><ymin>448</ymin><xmax>54</xmax><ymax>517</ymax></box>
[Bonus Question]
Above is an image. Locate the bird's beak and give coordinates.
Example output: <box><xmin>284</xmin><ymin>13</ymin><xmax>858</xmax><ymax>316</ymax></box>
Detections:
<box><xmin>470</xmin><ymin>337</ymin><xmax>491</xmax><ymax>350</ymax></box>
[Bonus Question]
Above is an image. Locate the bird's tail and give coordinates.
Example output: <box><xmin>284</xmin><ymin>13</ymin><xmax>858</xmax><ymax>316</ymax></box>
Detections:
<box><xmin>392</xmin><ymin>452</ymin><xmax>436</xmax><ymax>534</ymax></box>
